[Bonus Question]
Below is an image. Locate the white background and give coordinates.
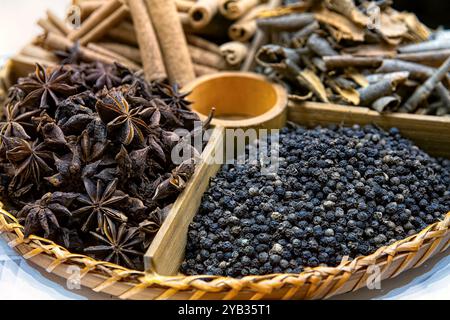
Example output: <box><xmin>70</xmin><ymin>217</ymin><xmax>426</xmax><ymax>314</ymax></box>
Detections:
<box><xmin>0</xmin><ymin>0</ymin><xmax>449</xmax><ymax>300</ymax></box>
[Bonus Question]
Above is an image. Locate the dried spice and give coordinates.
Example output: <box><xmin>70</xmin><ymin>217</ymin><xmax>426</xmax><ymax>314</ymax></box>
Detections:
<box><xmin>253</xmin><ymin>0</ymin><xmax>450</xmax><ymax>116</ymax></box>
<box><xmin>0</xmin><ymin>61</ymin><xmax>208</xmax><ymax>270</ymax></box>
<box><xmin>182</xmin><ymin>125</ymin><xmax>450</xmax><ymax>277</ymax></box>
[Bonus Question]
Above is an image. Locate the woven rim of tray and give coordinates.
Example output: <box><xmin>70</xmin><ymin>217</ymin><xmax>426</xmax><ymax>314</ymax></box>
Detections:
<box><xmin>1</xmin><ymin>201</ymin><xmax>448</xmax><ymax>299</ymax></box>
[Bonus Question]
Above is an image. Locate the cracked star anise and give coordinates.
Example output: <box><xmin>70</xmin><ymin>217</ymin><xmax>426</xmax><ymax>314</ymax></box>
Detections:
<box><xmin>85</xmin><ymin>218</ymin><xmax>143</xmax><ymax>269</ymax></box>
<box><xmin>18</xmin><ymin>192</ymin><xmax>78</xmax><ymax>238</ymax></box>
<box><xmin>74</xmin><ymin>178</ymin><xmax>129</xmax><ymax>232</ymax></box>
<box><xmin>17</xmin><ymin>63</ymin><xmax>77</xmax><ymax>109</ymax></box>
<box><xmin>0</xmin><ymin>102</ymin><xmax>40</xmax><ymax>139</ymax></box>
<box><xmin>96</xmin><ymin>91</ymin><xmax>149</xmax><ymax>145</ymax></box>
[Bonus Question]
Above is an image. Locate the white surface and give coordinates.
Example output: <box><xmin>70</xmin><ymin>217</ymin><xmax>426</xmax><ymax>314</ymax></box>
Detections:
<box><xmin>0</xmin><ymin>0</ymin><xmax>449</xmax><ymax>300</ymax></box>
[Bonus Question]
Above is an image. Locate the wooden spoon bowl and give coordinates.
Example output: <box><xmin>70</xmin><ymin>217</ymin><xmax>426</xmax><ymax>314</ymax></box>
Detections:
<box><xmin>183</xmin><ymin>72</ymin><xmax>288</xmax><ymax>129</ymax></box>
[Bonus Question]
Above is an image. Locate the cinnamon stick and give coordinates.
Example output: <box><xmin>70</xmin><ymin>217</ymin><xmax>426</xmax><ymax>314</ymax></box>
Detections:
<box><xmin>145</xmin><ymin>0</ymin><xmax>195</xmax><ymax>85</ymax></box>
<box><xmin>41</xmin><ymin>32</ymin><xmax>140</xmax><ymax>70</ymax></box>
<box><xmin>241</xmin><ymin>0</ymin><xmax>281</xmax><ymax>71</ymax></box>
<box><xmin>176</xmin><ymin>0</ymin><xmax>195</xmax><ymax>12</ymax></box>
<box><xmin>128</xmin><ymin>0</ymin><xmax>167</xmax><ymax>81</ymax></box>
<box><xmin>399</xmin><ymin>39</ymin><xmax>450</xmax><ymax>53</ymax></box>
<box><xmin>97</xmin><ymin>42</ymin><xmax>142</xmax><ymax>63</ymax></box>
<box><xmin>185</xmin><ymin>34</ymin><xmax>221</xmax><ymax>55</ymax></box>
<box><xmin>219</xmin><ymin>0</ymin><xmax>259</xmax><ymax>20</ymax></box>
<box><xmin>106</xmin><ymin>21</ymin><xmax>138</xmax><ymax>46</ymax></box>
<box><xmin>47</xmin><ymin>10</ymin><xmax>71</xmax><ymax>35</ymax></box>
<box><xmin>220</xmin><ymin>42</ymin><xmax>248</xmax><ymax>66</ymax></box>
<box><xmin>38</xmin><ymin>18</ymin><xmax>64</xmax><ymax>36</ymax></box>
<box><xmin>306</xmin><ymin>33</ymin><xmax>338</xmax><ymax>57</ymax></box>
<box><xmin>87</xmin><ymin>43</ymin><xmax>142</xmax><ymax>70</ymax></box>
<box><xmin>396</xmin><ymin>49</ymin><xmax>450</xmax><ymax>68</ymax></box>
<box><xmin>188</xmin><ymin>0</ymin><xmax>219</xmax><ymax>29</ymax></box>
<box><xmin>358</xmin><ymin>73</ymin><xmax>408</xmax><ymax>106</ymax></box>
<box><xmin>79</xmin><ymin>5</ymin><xmax>129</xmax><ymax>45</ymax></box>
<box><xmin>189</xmin><ymin>45</ymin><xmax>227</xmax><ymax>70</ymax></box>
<box><xmin>69</xmin><ymin>0</ymin><xmax>121</xmax><ymax>41</ymax></box>
<box><xmin>401</xmin><ymin>57</ymin><xmax>450</xmax><ymax>113</ymax></box>
<box><xmin>324</xmin><ymin>55</ymin><xmax>383</xmax><ymax>69</ymax></box>
<box><xmin>193</xmin><ymin>64</ymin><xmax>219</xmax><ymax>76</ymax></box>
<box><xmin>78</xmin><ymin>1</ymin><xmax>105</xmax><ymax>20</ymax></box>
<box><xmin>257</xmin><ymin>13</ymin><xmax>315</xmax><ymax>31</ymax></box>
<box><xmin>228</xmin><ymin>4</ymin><xmax>268</xmax><ymax>42</ymax></box>
<box><xmin>20</xmin><ymin>44</ymin><xmax>59</xmax><ymax>63</ymax></box>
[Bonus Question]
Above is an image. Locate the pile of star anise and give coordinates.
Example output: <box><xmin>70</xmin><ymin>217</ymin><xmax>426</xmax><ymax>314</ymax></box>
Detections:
<box><xmin>0</xmin><ymin>61</ymin><xmax>206</xmax><ymax>270</ymax></box>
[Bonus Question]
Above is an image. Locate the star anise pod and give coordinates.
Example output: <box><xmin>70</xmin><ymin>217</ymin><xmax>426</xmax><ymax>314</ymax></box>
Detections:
<box><xmin>159</xmin><ymin>83</ymin><xmax>192</xmax><ymax>111</ymax></box>
<box><xmin>84</xmin><ymin>219</ymin><xmax>143</xmax><ymax>269</ymax></box>
<box><xmin>18</xmin><ymin>192</ymin><xmax>77</xmax><ymax>238</ymax></box>
<box><xmin>74</xmin><ymin>178</ymin><xmax>129</xmax><ymax>232</ymax></box>
<box><xmin>84</xmin><ymin>62</ymin><xmax>122</xmax><ymax>90</ymax></box>
<box><xmin>138</xmin><ymin>205</ymin><xmax>171</xmax><ymax>248</ymax></box>
<box><xmin>152</xmin><ymin>158</ymin><xmax>196</xmax><ymax>200</ymax></box>
<box><xmin>6</xmin><ymin>139</ymin><xmax>54</xmax><ymax>189</ymax></box>
<box><xmin>17</xmin><ymin>64</ymin><xmax>77</xmax><ymax>109</ymax></box>
<box><xmin>54</xmin><ymin>41</ymin><xmax>82</xmax><ymax>65</ymax></box>
<box><xmin>96</xmin><ymin>91</ymin><xmax>149</xmax><ymax>145</ymax></box>
<box><xmin>0</xmin><ymin>102</ymin><xmax>40</xmax><ymax>139</ymax></box>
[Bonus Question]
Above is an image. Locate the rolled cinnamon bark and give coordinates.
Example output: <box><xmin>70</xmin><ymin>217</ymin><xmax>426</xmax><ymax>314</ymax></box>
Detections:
<box><xmin>47</xmin><ymin>10</ymin><xmax>71</xmax><ymax>35</ymax></box>
<box><xmin>396</xmin><ymin>49</ymin><xmax>450</xmax><ymax>68</ymax></box>
<box><xmin>106</xmin><ymin>21</ymin><xmax>138</xmax><ymax>46</ymax></box>
<box><xmin>219</xmin><ymin>0</ymin><xmax>259</xmax><ymax>20</ymax></box>
<box><xmin>324</xmin><ymin>55</ymin><xmax>383</xmax><ymax>69</ymax></box>
<box><xmin>145</xmin><ymin>0</ymin><xmax>195</xmax><ymax>86</ymax></box>
<box><xmin>97</xmin><ymin>42</ymin><xmax>142</xmax><ymax>63</ymax></box>
<box><xmin>79</xmin><ymin>5</ymin><xmax>129</xmax><ymax>45</ymax></box>
<box><xmin>69</xmin><ymin>0</ymin><xmax>121</xmax><ymax>41</ymax></box>
<box><xmin>20</xmin><ymin>44</ymin><xmax>59</xmax><ymax>63</ymax></box>
<box><xmin>87</xmin><ymin>43</ymin><xmax>142</xmax><ymax>70</ymax></box>
<box><xmin>128</xmin><ymin>0</ymin><xmax>167</xmax><ymax>81</ymax></box>
<box><xmin>41</xmin><ymin>32</ymin><xmax>140</xmax><ymax>70</ymax></box>
<box><xmin>401</xmin><ymin>57</ymin><xmax>450</xmax><ymax>113</ymax></box>
<box><xmin>228</xmin><ymin>4</ymin><xmax>268</xmax><ymax>42</ymax></box>
<box><xmin>78</xmin><ymin>1</ymin><xmax>105</xmax><ymax>20</ymax></box>
<box><xmin>186</xmin><ymin>34</ymin><xmax>221</xmax><ymax>55</ymax></box>
<box><xmin>194</xmin><ymin>64</ymin><xmax>219</xmax><ymax>76</ymax></box>
<box><xmin>188</xmin><ymin>0</ymin><xmax>219</xmax><ymax>29</ymax></box>
<box><xmin>240</xmin><ymin>0</ymin><xmax>281</xmax><ymax>71</ymax></box>
<box><xmin>38</xmin><ymin>18</ymin><xmax>64</xmax><ymax>36</ymax></box>
<box><xmin>189</xmin><ymin>45</ymin><xmax>227</xmax><ymax>70</ymax></box>
<box><xmin>220</xmin><ymin>41</ymin><xmax>248</xmax><ymax>66</ymax></box>
<box><xmin>176</xmin><ymin>0</ymin><xmax>195</xmax><ymax>12</ymax></box>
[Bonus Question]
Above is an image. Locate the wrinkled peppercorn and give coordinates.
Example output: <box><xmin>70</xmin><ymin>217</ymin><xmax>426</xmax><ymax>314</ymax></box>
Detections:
<box><xmin>181</xmin><ymin>125</ymin><xmax>449</xmax><ymax>277</ymax></box>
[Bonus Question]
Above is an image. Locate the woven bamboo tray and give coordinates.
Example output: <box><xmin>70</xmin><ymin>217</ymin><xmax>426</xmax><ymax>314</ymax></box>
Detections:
<box><xmin>0</xmin><ymin>60</ymin><xmax>449</xmax><ymax>300</ymax></box>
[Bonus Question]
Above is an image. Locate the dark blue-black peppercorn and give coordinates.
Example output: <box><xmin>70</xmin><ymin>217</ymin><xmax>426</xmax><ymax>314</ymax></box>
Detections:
<box><xmin>181</xmin><ymin>125</ymin><xmax>450</xmax><ymax>277</ymax></box>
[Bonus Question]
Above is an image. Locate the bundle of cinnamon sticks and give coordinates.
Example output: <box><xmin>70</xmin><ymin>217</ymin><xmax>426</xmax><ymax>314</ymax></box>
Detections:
<box><xmin>252</xmin><ymin>0</ymin><xmax>450</xmax><ymax>116</ymax></box>
<box><xmin>21</xmin><ymin>0</ymin><xmax>285</xmax><ymax>86</ymax></box>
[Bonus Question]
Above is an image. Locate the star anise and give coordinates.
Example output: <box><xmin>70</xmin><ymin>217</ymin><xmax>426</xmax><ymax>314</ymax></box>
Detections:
<box><xmin>159</xmin><ymin>83</ymin><xmax>192</xmax><ymax>111</ymax></box>
<box><xmin>54</xmin><ymin>41</ymin><xmax>82</xmax><ymax>65</ymax></box>
<box><xmin>96</xmin><ymin>91</ymin><xmax>149</xmax><ymax>145</ymax></box>
<box><xmin>17</xmin><ymin>64</ymin><xmax>77</xmax><ymax>109</ymax></box>
<box><xmin>84</xmin><ymin>62</ymin><xmax>122</xmax><ymax>90</ymax></box>
<box><xmin>18</xmin><ymin>192</ymin><xmax>77</xmax><ymax>238</ymax></box>
<box><xmin>152</xmin><ymin>158</ymin><xmax>196</xmax><ymax>200</ymax></box>
<box><xmin>84</xmin><ymin>219</ymin><xmax>143</xmax><ymax>269</ymax></box>
<box><xmin>0</xmin><ymin>102</ymin><xmax>40</xmax><ymax>139</ymax></box>
<box><xmin>74</xmin><ymin>178</ymin><xmax>129</xmax><ymax>232</ymax></box>
<box><xmin>6</xmin><ymin>139</ymin><xmax>54</xmax><ymax>189</ymax></box>
<box><xmin>138</xmin><ymin>206</ymin><xmax>171</xmax><ymax>247</ymax></box>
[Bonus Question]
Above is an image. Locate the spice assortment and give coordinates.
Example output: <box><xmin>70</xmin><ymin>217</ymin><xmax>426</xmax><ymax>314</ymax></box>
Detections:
<box><xmin>0</xmin><ymin>61</ymin><xmax>207</xmax><ymax>270</ymax></box>
<box><xmin>252</xmin><ymin>0</ymin><xmax>450</xmax><ymax>116</ymax></box>
<box><xmin>182</xmin><ymin>125</ymin><xmax>449</xmax><ymax>276</ymax></box>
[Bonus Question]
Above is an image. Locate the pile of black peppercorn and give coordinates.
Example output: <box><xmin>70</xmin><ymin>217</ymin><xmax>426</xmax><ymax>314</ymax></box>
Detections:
<box><xmin>181</xmin><ymin>124</ymin><xmax>450</xmax><ymax>277</ymax></box>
